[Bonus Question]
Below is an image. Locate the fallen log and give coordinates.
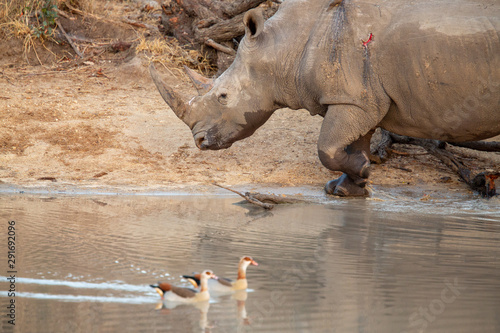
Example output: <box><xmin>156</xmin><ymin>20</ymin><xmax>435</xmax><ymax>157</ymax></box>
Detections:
<box><xmin>161</xmin><ymin>0</ymin><xmax>279</xmax><ymax>71</ymax></box>
<box><xmin>219</xmin><ymin>0</ymin><xmax>269</xmax><ymax>17</ymax></box>
<box><xmin>195</xmin><ymin>12</ymin><xmax>247</xmax><ymax>43</ymax></box>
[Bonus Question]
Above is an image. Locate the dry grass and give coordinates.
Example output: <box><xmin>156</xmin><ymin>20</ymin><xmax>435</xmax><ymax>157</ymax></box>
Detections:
<box><xmin>0</xmin><ymin>0</ymin><xmax>94</xmax><ymax>64</ymax></box>
<box><xmin>1</xmin><ymin>1</ymin><xmax>33</xmax><ymax>39</ymax></box>
<box><xmin>1</xmin><ymin>0</ymin><xmax>93</xmax><ymax>36</ymax></box>
<box><xmin>136</xmin><ymin>36</ymin><xmax>216</xmax><ymax>76</ymax></box>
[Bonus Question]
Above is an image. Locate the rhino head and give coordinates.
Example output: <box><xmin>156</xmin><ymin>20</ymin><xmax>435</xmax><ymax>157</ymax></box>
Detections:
<box><xmin>150</xmin><ymin>9</ymin><xmax>281</xmax><ymax>150</ymax></box>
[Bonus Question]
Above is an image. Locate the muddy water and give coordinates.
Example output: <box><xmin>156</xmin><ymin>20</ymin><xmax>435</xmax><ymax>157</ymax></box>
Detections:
<box><xmin>0</xmin><ymin>189</ymin><xmax>499</xmax><ymax>333</ymax></box>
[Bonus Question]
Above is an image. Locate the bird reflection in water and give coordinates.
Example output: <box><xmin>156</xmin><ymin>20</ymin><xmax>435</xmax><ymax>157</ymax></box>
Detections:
<box><xmin>233</xmin><ymin>289</ymin><xmax>251</xmax><ymax>326</ymax></box>
<box><xmin>153</xmin><ymin>290</ymin><xmax>252</xmax><ymax>331</ymax></box>
<box><xmin>154</xmin><ymin>300</ymin><xmax>212</xmax><ymax>331</ymax></box>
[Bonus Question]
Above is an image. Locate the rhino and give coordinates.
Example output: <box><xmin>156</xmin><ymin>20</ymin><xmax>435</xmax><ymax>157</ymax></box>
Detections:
<box><xmin>150</xmin><ymin>0</ymin><xmax>500</xmax><ymax>196</ymax></box>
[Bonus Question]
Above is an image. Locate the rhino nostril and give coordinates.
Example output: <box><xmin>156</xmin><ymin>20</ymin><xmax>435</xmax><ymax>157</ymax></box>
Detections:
<box><xmin>195</xmin><ymin>136</ymin><xmax>205</xmax><ymax>149</ymax></box>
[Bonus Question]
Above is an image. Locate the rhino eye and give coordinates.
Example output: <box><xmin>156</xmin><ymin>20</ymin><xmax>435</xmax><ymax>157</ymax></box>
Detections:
<box><xmin>218</xmin><ymin>93</ymin><xmax>228</xmax><ymax>105</ymax></box>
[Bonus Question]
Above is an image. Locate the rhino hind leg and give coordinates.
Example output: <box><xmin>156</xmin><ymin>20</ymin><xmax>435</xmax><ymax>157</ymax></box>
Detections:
<box><xmin>318</xmin><ymin>105</ymin><xmax>378</xmax><ymax>197</ymax></box>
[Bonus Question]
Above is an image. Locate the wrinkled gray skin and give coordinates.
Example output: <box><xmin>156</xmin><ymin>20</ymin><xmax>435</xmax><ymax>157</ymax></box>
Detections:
<box><xmin>151</xmin><ymin>0</ymin><xmax>500</xmax><ymax>196</ymax></box>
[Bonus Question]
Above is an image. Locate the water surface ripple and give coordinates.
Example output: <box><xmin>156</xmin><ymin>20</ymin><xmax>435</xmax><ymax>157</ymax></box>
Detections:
<box><xmin>0</xmin><ymin>192</ymin><xmax>499</xmax><ymax>332</ymax></box>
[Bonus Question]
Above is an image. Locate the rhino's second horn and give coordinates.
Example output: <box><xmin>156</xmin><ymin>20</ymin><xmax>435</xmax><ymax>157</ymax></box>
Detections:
<box><xmin>184</xmin><ymin>66</ymin><xmax>214</xmax><ymax>96</ymax></box>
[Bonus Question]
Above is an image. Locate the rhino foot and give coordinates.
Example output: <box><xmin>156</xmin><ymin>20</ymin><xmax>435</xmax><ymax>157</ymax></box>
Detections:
<box><xmin>325</xmin><ymin>174</ymin><xmax>369</xmax><ymax>197</ymax></box>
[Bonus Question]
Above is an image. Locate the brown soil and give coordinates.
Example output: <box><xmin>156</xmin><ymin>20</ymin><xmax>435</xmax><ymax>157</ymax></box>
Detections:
<box><xmin>1</xmin><ymin>1</ymin><xmax>499</xmax><ymax>196</ymax></box>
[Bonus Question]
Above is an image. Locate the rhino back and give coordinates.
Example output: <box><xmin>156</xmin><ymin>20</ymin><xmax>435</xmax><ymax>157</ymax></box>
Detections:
<box><xmin>292</xmin><ymin>0</ymin><xmax>499</xmax><ymax>141</ymax></box>
<box><xmin>373</xmin><ymin>0</ymin><xmax>500</xmax><ymax>141</ymax></box>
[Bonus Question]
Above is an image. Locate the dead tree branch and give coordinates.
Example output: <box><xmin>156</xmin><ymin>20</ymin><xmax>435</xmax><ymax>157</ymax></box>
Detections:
<box><xmin>57</xmin><ymin>21</ymin><xmax>83</xmax><ymax>58</ymax></box>
<box><xmin>448</xmin><ymin>141</ymin><xmax>500</xmax><ymax>152</ymax></box>
<box><xmin>205</xmin><ymin>39</ymin><xmax>236</xmax><ymax>55</ymax></box>
<box><xmin>389</xmin><ymin>133</ymin><xmax>499</xmax><ymax>197</ymax></box>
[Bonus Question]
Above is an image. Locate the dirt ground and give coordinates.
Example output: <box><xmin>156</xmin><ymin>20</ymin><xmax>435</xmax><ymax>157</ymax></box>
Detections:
<box><xmin>1</xmin><ymin>0</ymin><xmax>499</xmax><ymax>196</ymax></box>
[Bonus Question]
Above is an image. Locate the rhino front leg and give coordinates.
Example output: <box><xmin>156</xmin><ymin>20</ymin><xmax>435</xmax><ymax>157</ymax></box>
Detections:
<box><xmin>318</xmin><ymin>105</ymin><xmax>378</xmax><ymax>197</ymax></box>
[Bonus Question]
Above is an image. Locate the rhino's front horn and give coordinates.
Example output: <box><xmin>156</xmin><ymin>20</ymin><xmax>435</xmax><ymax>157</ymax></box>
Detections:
<box><xmin>149</xmin><ymin>64</ymin><xmax>190</xmax><ymax>122</ymax></box>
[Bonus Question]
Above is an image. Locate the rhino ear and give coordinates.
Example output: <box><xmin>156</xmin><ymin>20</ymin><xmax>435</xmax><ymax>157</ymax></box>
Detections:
<box><xmin>243</xmin><ymin>8</ymin><xmax>264</xmax><ymax>39</ymax></box>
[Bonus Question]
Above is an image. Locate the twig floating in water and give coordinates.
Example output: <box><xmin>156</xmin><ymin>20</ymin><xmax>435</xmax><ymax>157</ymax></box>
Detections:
<box><xmin>214</xmin><ymin>183</ymin><xmax>274</xmax><ymax>209</ymax></box>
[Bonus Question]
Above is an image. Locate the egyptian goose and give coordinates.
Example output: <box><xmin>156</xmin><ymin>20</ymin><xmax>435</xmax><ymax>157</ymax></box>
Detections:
<box><xmin>150</xmin><ymin>270</ymin><xmax>217</xmax><ymax>302</ymax></box>
<box><xmin>183</xmin><ymin>256</ymin><xmax>258</xmax><ymax>292</ymax></box>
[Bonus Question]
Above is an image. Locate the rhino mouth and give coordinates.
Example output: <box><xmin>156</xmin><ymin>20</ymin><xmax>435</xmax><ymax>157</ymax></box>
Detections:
<box><xmin>193</xmin><ymin>131</ymin><xmax>233</xmax><ymax>150</ymax></box>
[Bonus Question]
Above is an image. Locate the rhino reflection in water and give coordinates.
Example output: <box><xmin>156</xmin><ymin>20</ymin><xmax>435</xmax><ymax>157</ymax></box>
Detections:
<box><xmin>150</xmin><ymin>0</ymin><xmax>500</xmax><ymax>197</ymax></box>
